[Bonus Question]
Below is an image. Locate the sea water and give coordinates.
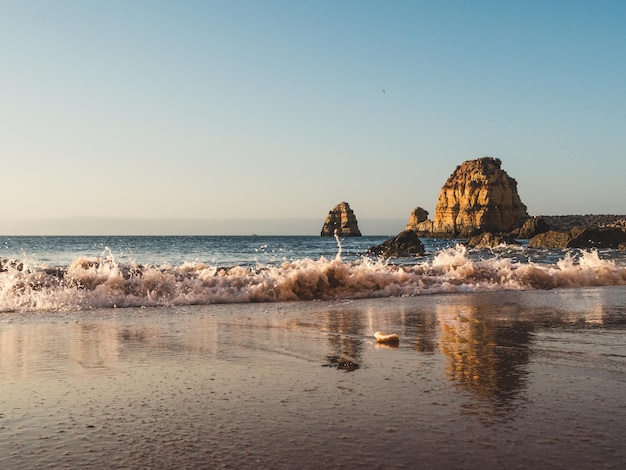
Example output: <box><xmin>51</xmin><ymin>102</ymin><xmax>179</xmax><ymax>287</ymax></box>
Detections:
<box><xmin>2</xmin><ymin>235</ymin><xmax>626</xmax><ymax>313</ymax></box>
<box><xmin>2</xmin><ymin>236</ymin><xmax>626</xmax><ymax>468</ymax></box>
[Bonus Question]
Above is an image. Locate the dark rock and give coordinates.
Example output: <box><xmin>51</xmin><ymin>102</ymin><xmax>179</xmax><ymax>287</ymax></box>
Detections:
<box><xmin>539</xmin><ymin>215</ymin><xmax>626</xmax><ymax>232</ymax></box>
<box><xmin>529</xmin><ymin>227</ymin><xmax>626</xmax><ymax>249</ymax></box>
<box><xmin>324</xmin><ymin>355</ymin><xmax>360</xmax><ymax>372</ymax></box>
<box><xmin>528</xmin><ymin>230</ymin><xmax>570</xmax><ymax>248</ymax></box>
<box><xmin>367</xmin><ymin>230</ymin><xmax>425</xmax><ymax>257</ymax></box>
<box><xmin>465</xmin><ymin>232</ymin><xmax>521</xmax><ymax>249</ymax></box>
<box><xmin>517</xmin><ymin>216</ymin><xmax>550</xmax><ymax>239</ymax></box>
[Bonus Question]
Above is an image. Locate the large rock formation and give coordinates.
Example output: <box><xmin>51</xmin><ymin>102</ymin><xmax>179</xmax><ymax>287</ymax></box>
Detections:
<box><xmin>320</xmin><ymin>202</ymin><xmax>362</xmax><ymax>237</ymax></box>
<box><xmin>409</xmin><ymin>157</ymin><xmax>529</xmax><ymax>237</ymax></box>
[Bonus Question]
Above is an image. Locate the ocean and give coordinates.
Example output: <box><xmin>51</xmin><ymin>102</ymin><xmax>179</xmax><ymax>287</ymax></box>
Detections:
<box><xmin>2</xmin><ymin>235</ymin><xmax>626</xmax><ymax>468</ymax></box>
<box><xmin>2</xmin><ymin>235</ymin><xmax>626</xmax><ymax>313</ymax></box>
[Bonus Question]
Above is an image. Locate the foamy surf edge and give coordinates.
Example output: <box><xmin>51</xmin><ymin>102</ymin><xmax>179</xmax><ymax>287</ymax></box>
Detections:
<box><xmin>1</xmin><ymin>246</ymin><xmax>625</xmax><ymax>313</ymax></box>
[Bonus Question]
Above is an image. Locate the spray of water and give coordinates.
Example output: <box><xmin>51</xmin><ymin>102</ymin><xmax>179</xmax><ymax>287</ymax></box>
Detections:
<box><xmin>334</xmin><ymin>230</ymin><xmax>342</xmax><ymax>261</ymax></box>
<box><xmin>2</xmin><ymin>242</ymin><xmax>626</xmax><ymax>313</ymax></box>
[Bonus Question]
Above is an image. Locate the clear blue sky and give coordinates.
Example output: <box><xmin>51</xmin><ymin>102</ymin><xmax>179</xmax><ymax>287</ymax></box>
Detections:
<box><xmin>2</xmin><ymin>0</ymin><xmax>625</xmax><ymax>235</ymax></box>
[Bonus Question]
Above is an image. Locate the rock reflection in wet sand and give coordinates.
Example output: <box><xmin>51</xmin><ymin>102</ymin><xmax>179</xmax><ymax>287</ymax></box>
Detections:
<box><xmin>1</xmin><ymin>288</ymin><xmax>625</xmax><ymax>469</ymax></box>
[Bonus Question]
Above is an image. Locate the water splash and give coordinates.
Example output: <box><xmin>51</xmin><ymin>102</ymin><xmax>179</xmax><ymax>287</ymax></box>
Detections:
<box><xmin>1</xmin><ymin>245</ymin><xmax>626</xmax><ymax>313</ymax></box>
<box><xmin>334</xmin><ymin>230</ymin><xmax>342</xmax><ymax>261</ymax></box>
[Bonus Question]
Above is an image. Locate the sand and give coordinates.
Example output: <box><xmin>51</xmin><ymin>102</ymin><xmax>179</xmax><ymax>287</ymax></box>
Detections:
<box><xmin>1</xmin><ymin>287</ymin><xmax>625</xmax><ymax>469</ymax></box>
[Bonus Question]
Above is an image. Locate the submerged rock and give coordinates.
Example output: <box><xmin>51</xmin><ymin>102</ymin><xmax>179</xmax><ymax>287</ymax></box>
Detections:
<box><xmin>367</xmin><ymin>230</ymin><xmax>425</xmax><ymax>257</ymax></box>
<box><xmin>320</xmin><ymin>202</ymin><xmax>362</xmax><ymax>237</ymax></box>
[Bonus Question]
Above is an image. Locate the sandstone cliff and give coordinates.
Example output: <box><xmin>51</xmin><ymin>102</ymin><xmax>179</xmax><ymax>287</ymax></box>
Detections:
<box><xmin>408</xmin><ymin>157</ymin><xmax>528</xmax><ymax>237</ymax></box>
<box><xmin>320</xmin><ymin>202</ymin><xmax>362</xmax><ymax>237</ymax></box>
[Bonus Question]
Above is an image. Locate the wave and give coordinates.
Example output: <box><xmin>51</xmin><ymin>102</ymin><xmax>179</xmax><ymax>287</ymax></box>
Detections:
<box><xmin>1</xmin><ymin>246</ymin><xmax>626</xmax><ymax>313</ymax></box>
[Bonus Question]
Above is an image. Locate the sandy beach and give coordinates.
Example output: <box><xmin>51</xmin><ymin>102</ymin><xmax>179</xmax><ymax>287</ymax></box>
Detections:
<box><xmin>1</xmin><ymin>287</ymin><xmax>625</xmax><ymax>469</ymax></box>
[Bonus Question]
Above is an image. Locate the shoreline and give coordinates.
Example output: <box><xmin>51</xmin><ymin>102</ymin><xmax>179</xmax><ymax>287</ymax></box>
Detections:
<box><xmin>1</xmin><ymin>288</ymin><xmax>625</xmax><ymax>468</ymax></box>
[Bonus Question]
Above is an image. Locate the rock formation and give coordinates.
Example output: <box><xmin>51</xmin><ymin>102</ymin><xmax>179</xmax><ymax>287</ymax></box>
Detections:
<box><xmin>367</xmin><ymin>230</ymin><xmax>425</xmax><ymax>258</ymax></box>
<box><xmin>320</xmin><ymin>202</ymin><xmax>362</xmax><ymax>237</ymax></box>
<box><xmin>516</xmin><ymin>216</ymin><xmax>550</xmax><ymax>239</ymax></box>
<box><xmin>404</xmin><ymin>207</ymin><xmax>429</xmax><ymax>231</ymax></box>
<box><xmin>410</xmin><ymin>157</ymin><xmax>529</xmax><ymax>238</ymax></box>
<box><xmin>529</xmin><ymin>227</ymin><xmax>626</xmax><ymax>249</ymax></box>
<box><xmin>538</xmin><ymin>215</ymin><xmax>626</xmax><ymax>232</ymax></box>
<box><xmin>465</xmin><ymin>232</ymin><xmax>520</xmax><ymax>249</ymax></box>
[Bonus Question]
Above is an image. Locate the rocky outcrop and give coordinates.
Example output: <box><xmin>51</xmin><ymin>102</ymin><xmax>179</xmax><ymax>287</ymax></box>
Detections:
<box><xmin>516</xmin><ymin>216</ymin><xmax>550</xmax><ymax>239</ymax></box>
<box><xmin>465</xmin><ymin>232</ymin><xmax>520</xmax><ymax>249</ymax></box>
<box><xmin>320</xmin><ymin>202</ymin><xmax>362</xmax><ymax>237</ymax></box>
<box><xmin>538</xmin><ymin>215</ymin><xmax>626</xmax><ymax>232</ymax></box>
<box><xmin>405</xmin><ymin>207</ymin><xmax>429</xmax><ymax>231</ymax></box>
<box><xmin>367</xmin><ymin>230</ymin><xmax>425</xmax><ymax>258</ymax></box>
<box><xmin>412</xmin><ymin>157</ymin><xmax>528</xmax><ymax>238</ymax></box>
<box><xmin>529</xmin><ymin>227</ymin><xmax>626</xmax><ymax>249</ymax></box>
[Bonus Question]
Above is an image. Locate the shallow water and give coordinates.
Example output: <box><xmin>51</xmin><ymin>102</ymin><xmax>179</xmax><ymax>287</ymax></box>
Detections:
<box><xmin>1</xmin><ymin>287</ymin><xmax>625</xmax><ymax>469</ymax></box>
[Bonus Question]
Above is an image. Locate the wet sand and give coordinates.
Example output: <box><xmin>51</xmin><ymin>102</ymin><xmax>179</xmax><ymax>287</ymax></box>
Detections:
<box><xmin>1</xmin><ymin>287</ymin><xmax>626</xmax><ymax>469</ymax></box>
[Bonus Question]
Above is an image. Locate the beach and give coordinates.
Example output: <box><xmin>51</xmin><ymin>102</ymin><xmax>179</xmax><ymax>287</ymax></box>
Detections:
<box><xmin>1</xmin><ymin>287</ymin><xmax>625</xmax><ymax>469</ymax></box>
<box><xmin>5</xmin><ymin>0</ymin><xmax>626</xmax><ymax>467</ymax></box>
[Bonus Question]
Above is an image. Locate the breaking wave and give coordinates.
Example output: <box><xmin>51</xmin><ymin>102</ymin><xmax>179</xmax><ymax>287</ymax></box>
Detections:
<box><xmin>2</xmin><ymin>245</ymin><xmax>626</xmax><ymax>313</ymax></box>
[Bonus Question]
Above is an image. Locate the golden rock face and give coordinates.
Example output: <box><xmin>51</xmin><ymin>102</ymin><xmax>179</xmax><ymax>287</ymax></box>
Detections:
<box><xmin>431</xmin><ymin>157</ymin><xmax>528</xmax><ymax>237</ymax></box>
<box><xmin>404</xmin><ymin>207</ymin><xmax>429</xmax><ymax>232</ymax></box>
<box><xmin>321</xmin><ymin>201</ymin><xmax>362</xmax><ymax>237</ymax></box>
<box><xmin>416</xmin><ymin>157</ymin><xmax>528</xmax><ymax>237</ymax></box>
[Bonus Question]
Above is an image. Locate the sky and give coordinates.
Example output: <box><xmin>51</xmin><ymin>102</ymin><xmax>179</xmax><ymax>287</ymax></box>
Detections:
<box><xmin>1</xmin><ymin>0</ymin><xmax>625</xmax><ymax>235</ymax></box>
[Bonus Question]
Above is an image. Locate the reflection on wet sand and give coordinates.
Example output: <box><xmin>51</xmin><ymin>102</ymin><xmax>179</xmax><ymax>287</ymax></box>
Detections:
<box><xmin>409</xmin><ymin>308</ymin><xmax>438</xmax><ymax>352</ymax></box>
<box><xmin>2</xmin><ymin>289</ymin><xmax>622</xmax><ymax>392</ymax></box>
<box><xmin>1</xmin><ymin>289</ymin><xmax>626</xmax><ymax>469</ymax></box>
<box><xmin>437</xmin><ymin>303</ymin><xmax>533</xmax><ymax>421</ymax></box>
<box><xmin>320</xmin><ymin>309</ymin><xmax>365</xmax><ymax>371</ymax></box>
<box><xmin>0</xmin><ymin>323</ymin><xmax>109</xmax><ymax>375</ymax></box>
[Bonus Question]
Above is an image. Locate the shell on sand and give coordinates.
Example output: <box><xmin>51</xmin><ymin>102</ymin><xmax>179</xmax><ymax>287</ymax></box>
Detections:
<box><xmin>374</xmin><ymin>331</ymin><xmax>400</xmax><ymax>343</ymax></box>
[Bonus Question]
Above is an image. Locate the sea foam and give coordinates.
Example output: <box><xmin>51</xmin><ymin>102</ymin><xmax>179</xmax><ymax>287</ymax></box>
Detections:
<box><xmin>1</xmin><ymin>245</ymin><xmax>625</xmax><ymax>313</ymax></box>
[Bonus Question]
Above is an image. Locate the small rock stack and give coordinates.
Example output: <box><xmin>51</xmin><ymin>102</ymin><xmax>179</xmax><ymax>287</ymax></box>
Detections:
<box><xmin>321</xmin><ymin>202</ymin><xmax>362</xmax><ymax>237</ymax></box>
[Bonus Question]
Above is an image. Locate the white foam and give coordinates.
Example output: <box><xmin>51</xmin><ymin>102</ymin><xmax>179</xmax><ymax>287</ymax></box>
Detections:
<box><xmin>1</xmin><ymin>246</ymin><xmax>626</xmax><ymax>313</ymax></box>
